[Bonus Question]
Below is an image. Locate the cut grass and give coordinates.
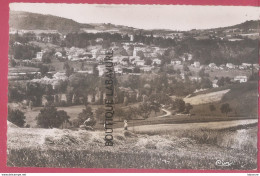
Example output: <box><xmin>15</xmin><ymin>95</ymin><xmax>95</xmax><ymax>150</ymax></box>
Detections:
<box><xmin>7</xmin><ymin>122</ymin><xmax>258</xmax><ymax>170</ymax></box>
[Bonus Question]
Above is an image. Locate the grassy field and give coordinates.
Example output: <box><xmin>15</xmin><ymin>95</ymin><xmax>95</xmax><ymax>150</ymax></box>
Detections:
<box><xmin>184</xmin><ymin>89</ymin><xmax>230</xmax><ymax>105</ymax></box>
<box><xmin>191</xmin><ymin>81</ymin><xmax>258</xmax><ymax>117</ymax></box>
<box><xmin>8</xmin><ymin>66</ymin><xmax>40</xmax><ymax>73</ymax></box>
<box><xmin>7</xmin><ymin>121</ymin><xmax>258</xmax><ymax>170</ymax></box>
<box><xmin>22</xmin><ymin>102</ymin><xmax>165</xmax><ymax>128</ymax></box>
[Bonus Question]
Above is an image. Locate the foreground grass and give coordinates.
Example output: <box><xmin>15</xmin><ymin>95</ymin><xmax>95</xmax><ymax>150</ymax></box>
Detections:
<box><xmin>7</xmin><ymin>123</ymin><xmax>258</xmax><ymax>170</ymax></box>
<box><xmin>7</xmin><ymin>147</ymin><xmax>257</xmax><ymax>170</ymax></box>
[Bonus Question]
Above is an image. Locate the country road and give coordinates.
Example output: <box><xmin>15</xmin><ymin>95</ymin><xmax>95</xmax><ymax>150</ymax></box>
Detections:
<box><xmin>156</xmin><ymin>108</ymin><xmax>171</xmax><ymax>118</ymax></box>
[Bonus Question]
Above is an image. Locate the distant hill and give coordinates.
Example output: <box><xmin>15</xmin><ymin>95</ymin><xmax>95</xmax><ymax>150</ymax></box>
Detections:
<box><xmin>9</xmin><ymin>11</ymin><xmax>94</xmax><ymax>33</ymax></box>
<box><xmin>225</xmin><ymin>20</ymin><xmax>259</xmax><ymax>30</ymax></box>
<box><xmin>205</xmin><ymin>20</ymin><xmax>259</xmax><ymax>32</ymax></box>
<box><xmin>9</xmin><ymin>11</ymin><xmax>259</xmax><ymax>34</ymax></box>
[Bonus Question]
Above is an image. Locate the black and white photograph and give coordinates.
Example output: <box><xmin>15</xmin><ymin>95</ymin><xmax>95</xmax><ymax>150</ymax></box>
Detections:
<box><xmin>7</xmin><ymin>3</ymin><xmax>259</xmax><ymax>170</ymax></box>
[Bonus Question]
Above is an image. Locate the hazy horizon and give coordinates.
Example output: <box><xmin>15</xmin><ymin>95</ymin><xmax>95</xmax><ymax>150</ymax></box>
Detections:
<box><xmin>10</xmin><ymin>3</ymin><xmax>260</xmax><ymax>31</ymax></box>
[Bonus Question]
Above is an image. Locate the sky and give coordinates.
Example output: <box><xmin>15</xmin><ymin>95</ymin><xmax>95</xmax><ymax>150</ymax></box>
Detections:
<box><xmin>10</xmin><ymin>3</ymin><xmax>260</xmax><ymax>31</ymax></box>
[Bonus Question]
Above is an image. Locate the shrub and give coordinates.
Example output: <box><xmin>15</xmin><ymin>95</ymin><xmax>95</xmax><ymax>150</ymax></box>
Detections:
<box><xmin>8</xmin><ymin>108</ymin><xmax>26</xmax><ymax>127</ymax></box>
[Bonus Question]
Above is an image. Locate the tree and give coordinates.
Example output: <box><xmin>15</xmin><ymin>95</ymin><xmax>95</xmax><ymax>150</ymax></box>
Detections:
<box><xmin>8</xmin><ymin>107</ymin><xmax>26</xmax><ymax>127</ymax></box>
<box><xmin>185</xmin><ymin>103</ymin><xmax>193</xmax><ymax>114</ymax></box>
<box><xmin>201</xmin><ymin>78</ymin><xmax>212</xmax><ymax>89</ymax></box>
<box><xmin>138</xmin><ymin>102</ymin><xmax>152</xmax><ymax>119</ymax></box>
<box><xmin>115</xmin><ymin>107</ymin><xmax>125</xmax><ymax>122</ymax></box>
<box><xmin>198</xmin><ymin>68</ymin><xmax>209</xmax><ymax>77</ymax></box>
<box><xmin>123</xmin><ymin>96</ymin><xmax>129</xmax><ymax>106</ymax></box>
<box><xmin>77</xmin><ymin>106</ymin><xmax>96</xmax><ymax>127</ymax></box>
<box><xmin>174</xmin><ymin>99</ymin><xmax>186</xmax><ymax>113</ymax></box>
<box><xmin>145</xmin><ymin>58</ymin><xmax>153</xmax><ymax>65</ymax></box>
<box><xmin>209</xmin><ymin>104</ymin><xmax>216</xmax><ymax>112</ymax></box>
<box><xmin>220</xmin><ymin>103</ymin><xmax>232</xmax><ymax>116</ymax></box>
<box><xmin>149</xmin><ymin>93</ymin><xmax>172</xmax><ymax>105</ymax></box>
<box><xmin>57</xmin><ymin>110</ymin><xmax>71</xmax><ymax>128</ymax></box>
<box><xmin>217</xmin><ymin>77</ymin><xmax>225</xmax><ymax>87</ymax></box>
<box><xmin>125</xmin><ymin>106</ymin><xmax>139</xmax><ymax>120</ymax></box>
<box><xmin>183</xmin><ymin>64</ymin><xmax>190</xmax><ymax>72</ymax></box>
<box><xmin>39</xmin><ymin>65</ymin><xmax>49</xmax><ymax>76</ymax></box>
<box><xmin>99</xmin><ymin>91</ymin><xmax>104</xmax><ymax>105</ymax></box>
<box><xmin>64</xmin><ymin>62</ymin><xmax>74</xmax><ymax>77</ymax></box>
<box><xmin>95</xmin><ymin>107</ymin><xmax>105</xmax><ymax>122</ymax></box>
<box><xmin>42</xmin><ymin>51</ymin><xmax>55</xmax><ymax>63</ymax></box>
<box><xmin>37</xmin><ymin>106</ymin><xmax>70</xmax><ymax>128</ymax></box>
<box><xmin>136</xmin><ymin>50</ymin><xmax>145</xmax><ymax>59</ymax></box>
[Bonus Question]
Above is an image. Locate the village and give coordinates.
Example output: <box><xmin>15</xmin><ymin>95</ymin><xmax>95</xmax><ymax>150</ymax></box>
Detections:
<box><xmin>6</xmin><ymin>6</ymin><xmax>259</xmax><ymax>170</ymax></box>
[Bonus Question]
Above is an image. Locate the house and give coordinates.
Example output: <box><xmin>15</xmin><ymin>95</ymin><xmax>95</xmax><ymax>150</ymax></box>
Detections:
<box><xmin>135</xmin><ymin>60</ymin><xmax>145</xmax><ymax>66</ymax></box>
<box><xmin>189</xmin><ymin>76</ymin><xmax>201</xmax><ymax>81</ymax></box>
<box><xmin>129</xmin><ymin>56</ymin><xmax>141</xmax><ymax>64</ymax></box>
<box><xmin>192</xmin><ymin>61</ymin><xmax>200</xmax><ymax>68</ymax></box>
<box><xmin>226</xmin><ymin>63</ymin><xmax>235</xmax><ymax>69</ymax></box>
<box><xmin>36</xmin><ymin>51</ymin><xmax>43</xmax><ymax>61</ymax></box>
<box><xmin>152</xmin><ymin>58</ymin><xmax>161</xmax><ymax>65</ymax></box>
<box><xmin>180</xmin><ymin>73</ymin><xmax>185</xmax><ymax>79</ymax></box>
<box><xmin>55</xmin><ymin>52</ymin><xmax>62</xmax><ymax>58</ymax></box>
<box><xmin>242</xmin><ymin>63</ymin><xmax>251</xmax><ymax>68</ymax></box>
<box><xmin>114</xmin><ymin>65</ymin><xmax>123</xmax><ymax>74</ymax></box>
<box><xmin>185</xmin><ymin>53</ymin><xmax>193</xmax><ymax>61</ymax></box>
<box><xmin>234</xmin><ymin>76</ymin><xmax>247</xmax><ymax>83</ymax></box>
<box><xmin>97</xmin><ymin>65</ymin><xmax>106</xmax><ymax>76</ymax></box>
<box><xmin>239</xmin><ymin>65</ymin><xmax>247</xmax><ymax>70</ymax></box>
<box><xmin>120</xmin><ymin>58</ymin><xmax>129</xmax><ymax>66</ymax></box>
<box><xmin>91</xmin><ymin>49</ymin><xmax>99</xmax><ymax>58</ymax></box>
<box><xmin>129</xmin><ymin>35</ymin><xmax>134</xmax><ymax>42</ymax></box>
<box><xmin>212</xmin><ymin>79</ymin><xmax>219</xmax><ymax>88</ymax></box>
<box><xmin>171</xmin><ymin>60</ymin><xmax>182</xmax><ymax>65</ymax></box>
<box><xmin>95</xmin><ymin>38</ymin><xmax>103</xmax><ymax>43</ymax></box>
<box><xmin>208</xmin><ymin>63</ymin><xmax>217</xmax><ymax>68</ymax></box>
<box><xmin>42</xmin><ymin>36</ymin><xmax>53</xmax><ymax>43</ymax></box>
<box><xmin>140</xmin><ymin>66</ymin><xmax>153</xmax><ymax>72</ymax></box>
<box><xmin>53</xmin><ymin>72</ymin><xmax>67</xmax><ymax>80</ymax></box>
<box><xmin>253</xmin><ymin>64</ymin><xmax>259</xmax><ymax>70</ymax></box>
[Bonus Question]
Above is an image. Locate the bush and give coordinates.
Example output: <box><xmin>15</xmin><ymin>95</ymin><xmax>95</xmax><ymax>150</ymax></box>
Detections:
<box><xmin>8</xmin><ymin>108</ymin><xmax>26</xmax><ymax>127</ymax></box>
<box><xmin>36</xmin><ymin>106</ymin><xmax>70</xmax><ymax>128</ymax></box>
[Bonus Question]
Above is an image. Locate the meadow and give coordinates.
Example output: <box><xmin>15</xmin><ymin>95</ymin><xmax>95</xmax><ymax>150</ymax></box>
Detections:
<box><xmin>7</xmin><ymin>121</ymin><xmax>258</xmax><ymax>170</ymax></box>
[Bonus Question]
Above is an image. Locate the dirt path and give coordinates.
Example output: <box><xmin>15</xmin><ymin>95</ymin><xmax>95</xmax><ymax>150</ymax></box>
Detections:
<box><xmin>156</xmin><ymin>108</ymin><xmax>171</xmax><ymax>118</ymax></box>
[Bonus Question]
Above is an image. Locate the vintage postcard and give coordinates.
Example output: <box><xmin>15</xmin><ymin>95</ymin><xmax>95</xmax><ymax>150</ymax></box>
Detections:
<box><xmin>6</xmin><ymin>3</ymin><xmax>259</xmax><ymax>170</ymax></box>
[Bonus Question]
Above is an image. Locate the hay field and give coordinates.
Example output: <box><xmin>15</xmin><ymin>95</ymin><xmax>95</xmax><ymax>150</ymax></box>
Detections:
<box><xmin>7</xmin><ymin>120</ymin><xmax>258</xmax><ymax>170</ymax></box>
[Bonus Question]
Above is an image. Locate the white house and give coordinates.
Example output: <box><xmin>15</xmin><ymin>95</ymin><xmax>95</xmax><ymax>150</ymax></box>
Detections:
<box><xmin>226</xmin><ymin>63</ymin><xmax>235</xmax><ymax>69</ymax></box>
<box><xmin>171</xmin><ymin>60</ymin><xmax>182</xmax><ymax>65</ymax></box>
<box><xmin>114</xmin><ymin>65</ymin><xmax>123</xmax><ymax>74</ymax></box>
<box><xmin>36</xmin><ymin>51</ymin><xmax>43</xmax><ymax>61</ymax></box>
<box><xmin>129</xmin><ymin>56</ymin><xmax>141</xmax><ymax>64</ymax></box>
<box><xmin>208</xmin><ymin>63</ymin><xmax>217</xmax><ymax>68</ymax></box>
<box><xmin>129</xmin><ymin>35</ymin><xmax>134</xmax><ymax>42</ymax></box>
<box><xmin>120</xmin><ymin>58</ymin><xmax>129</xmax><ymax>66</ymax></box>
<box><xmin>95</xmin><ymin>38</ymin><xmax>103</xmax><ymax>43</ymax></box>
<box><xmin>192</xmin><ymin>61</ymin><xmax>200</xmax><ymax>68</ymax></box>
<box><xmin>97</xmin><ymin>65</ymin><xmax>106</xmax><ymax>76</ymax></box>
<box><xmin>140</xmin><ymin>66</ymin><xmax>153</xmax><ymax>72</ymax></box>
<box><xmin>234</xmin><ymin>76</ymin><xmax>248</xmax><ymax>83</ymax></box>
<box><xmin>152</xmin><ymin>58</ymin><xmax>161</xmax><ymax>65</ymax></box>
<box><xmin>91</xmin><ymin>49</ymin><xmax>99</xmax><ymax>58</ymax></box>
<box><xmin>242</xmin><ymin>63</ymin><xmax>251</xmax><ymax>68</ymax></box>
<box><xmin>55</xmin><ymin>52</ymin><xmax>62</xmax><ymax>57</ymax></box>
<box><xmin>212</xmin><ymin>79</ymin><xmax>219</xmax><ymax>88</ymax></box>
<box><xmin>189</xmin><ymin>76</ymin><xmax>201</xmax><ymax>81</ymax></box>
<box><xmin>135</xmin><ymin>60</ymin><xmax>145</xmax><ymax>66</ymax></box>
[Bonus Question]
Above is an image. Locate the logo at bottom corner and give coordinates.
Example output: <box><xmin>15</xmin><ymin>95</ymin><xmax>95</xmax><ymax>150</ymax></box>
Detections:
<box><xmin>215</xmin><ymin>159</ymin><xmax>233</xmax><ymax>167</ymax></box>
